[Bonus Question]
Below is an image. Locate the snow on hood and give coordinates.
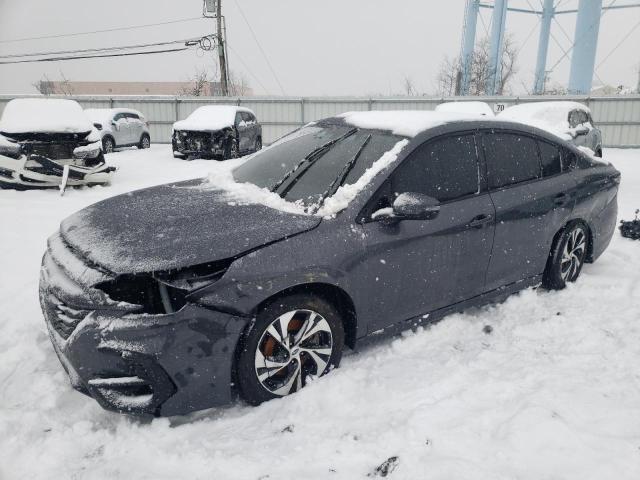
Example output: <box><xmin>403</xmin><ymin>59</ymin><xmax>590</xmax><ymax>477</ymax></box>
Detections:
<box><xmin>173</xmin><ymin>106</ymin><xmax>254</xmax><ymax>132</ymax></box>
<box><xmin>0</xmin><ymin>98</ymin><xmax>93</xmax><ymax>135</ymax></box>
<box><xmin>339</xmin><ymin>110</ymin><xmax>486</xmax><ymax>137</ymax></box>
<box><xmin>498</xmin><ymin>101</ymin><xmax>589</xmax><ymax>140</ymax></box>
<box><xmin>60</xmin><ymin>180</ymin><xmax>320</xmax><ymax>274</ymax></box>
<box><xmin>435</xmin><ymin>101</ymin><xmax>495</xmax><ymax>116</ymax></box>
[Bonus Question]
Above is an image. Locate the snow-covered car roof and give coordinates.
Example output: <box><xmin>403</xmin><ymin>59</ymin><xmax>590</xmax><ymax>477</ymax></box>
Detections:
<box><xmin>84</xmin><ymin>108</ymin><xmax>146</xmax><ymax>125</ymax></box>
<box><xmin>339</xmin><ymin>110</ymin><xmax>490</xmax><ymax>137</ymax></box>
<box><xmin>498</xmin><ymin>101</ymin><xmax>591</xmax><ymax>139</ymax></box>
<box><xmin>435</xmin><ymin>101</ymin><xmax>495</xmax><ymax>117</ymax></box>
<box><xmin>0</xmin><ymin>98</ymin><xmax>94</xmax><ymax>135</ymax></box>
<box><xmin>173</xmin><ymin>106</ymin><xmax>256</xmax><ymax>132</ymax></box>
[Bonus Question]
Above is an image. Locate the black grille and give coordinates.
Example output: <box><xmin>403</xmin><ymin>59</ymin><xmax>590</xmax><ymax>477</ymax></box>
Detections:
<box><xmin>50</xmin><ymin>300</ymin><xmax>90</xmax><ymax>339</ymax></box>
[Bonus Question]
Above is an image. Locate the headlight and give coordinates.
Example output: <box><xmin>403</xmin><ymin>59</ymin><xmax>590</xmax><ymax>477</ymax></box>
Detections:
<box><xmin>73</xmin><ymin>141</ymin><xmax>102</xmax><ymax>159</ymax></box>
<box><xmin>154</xmin><ymin>259</ymin><xmax>232</xmax><ymax>291</ymax></box>
<box><xmin>0</xmin><ymin>137</ymin><xmax>22</xmax><ymax>159</ymax></box>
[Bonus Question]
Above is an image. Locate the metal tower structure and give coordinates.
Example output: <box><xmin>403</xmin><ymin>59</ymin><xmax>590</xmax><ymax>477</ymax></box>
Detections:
<box><xmin>459</xmin><ymin>0</ymin><xmax>640</xmax><ymax>96</ymax></box>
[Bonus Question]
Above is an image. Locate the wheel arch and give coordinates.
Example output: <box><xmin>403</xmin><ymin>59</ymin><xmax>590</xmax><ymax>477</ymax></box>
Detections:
<box><xmin>250</xmin><ymin>282</ymin><xmax>358</xmax><ymax>350</ymax></box>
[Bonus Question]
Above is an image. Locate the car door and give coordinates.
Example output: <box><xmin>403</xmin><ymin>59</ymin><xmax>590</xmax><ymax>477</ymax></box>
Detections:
<box><xmin>112</xmin><ymin>112</ymin><xmax>130</xmax><ymax>146</ymax></box>
<box><xmin>244</xmin><ymin>112</ymin><xmax>258</xmax><ymax>149</ymax></box>
<box><xmin>358</xmin><ymin>132</ymin><xmax>496</xmax><ymax>331</ymax></box>
<box><xmin>482</xmin><ymin>130</ymin><xmax>575</xmax><ymax>291</ymax></box>
<box><xmin>235</xmin><ymin>112</ymin><xmax>249</xmax><ymax>152</ymax></box>
<box><xmin>126</xmin><ymin>112</ymin><xmax>143</xmax><ymax>145</ymax></box>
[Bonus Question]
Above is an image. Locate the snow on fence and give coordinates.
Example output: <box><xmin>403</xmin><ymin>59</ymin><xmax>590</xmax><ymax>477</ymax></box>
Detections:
<box><xmin>0</xmin><ymin>94</ymin><xmax>639</xmax><ymax>147</ymax></box>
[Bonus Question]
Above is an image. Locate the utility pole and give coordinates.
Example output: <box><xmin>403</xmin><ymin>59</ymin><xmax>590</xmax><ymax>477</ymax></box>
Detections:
<box><xmin>216</xmin><ymin>0</ymin><xmax>229</xmax><ymax>96</ymax></box>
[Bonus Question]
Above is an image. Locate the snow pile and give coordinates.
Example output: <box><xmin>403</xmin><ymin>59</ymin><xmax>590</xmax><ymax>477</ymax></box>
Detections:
<box><xmin>1</xmin><ymin>146</ymin><xmax>640</xmax><ymax>479</ymax></box>
<box><xmin>498</xmin><ymin>101</ymin><xmax>590</xmax><ymax>140</ymax></box>
<box><xmin>317</xmin><ymin>139</ymin><xmax>409</xmax><ymax>217</ymax></box>
<box><xmin>173</xmin><ymin>106</ymin><xmax>255</xmax><ymax>132</ymax></box>
<box><xmin>340</xmin><ymin>110</ymin><xmax>486</xmax><ymax>137</ymax></box>
<box><xmin>0</xmin><ymin>98</ymin><xmax>93</xmax><ymax>135</ymax></box>
<box><xmin>435</xmin><ymin>101</ymin><xmax>494</xmax><ymax>116</ymax></box>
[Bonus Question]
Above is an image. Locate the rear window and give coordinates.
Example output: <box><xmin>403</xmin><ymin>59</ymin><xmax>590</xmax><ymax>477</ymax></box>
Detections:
<box><xmin>538</xmin><ymin>141</ymin><xmax>562</xmax><ymax>177</ymax></box>
<box><xmin>483</xmin><ymin>132</ymin><xmax>541</xmax><ymax>189</ymax></box>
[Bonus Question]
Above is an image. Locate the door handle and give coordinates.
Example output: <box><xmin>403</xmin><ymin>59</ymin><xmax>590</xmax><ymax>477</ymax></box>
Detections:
<box><xmin>553</xmin><ymin>193</ymin><xmax>570</xmax><ymax>206</ymax></box>
<box><xmin>468</xmin><ymin>214</ymin><xmax>493</xmax><ymax>229</ymax></box>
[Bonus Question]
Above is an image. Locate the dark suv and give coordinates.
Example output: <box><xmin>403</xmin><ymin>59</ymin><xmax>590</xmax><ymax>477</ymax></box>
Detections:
<box><xmin>172</xmin><ymin>106</ymin><xmax>262</xmax><ymax>160</ymax></box>
<box><xmin>39</xmin><ymin>112</ymin><xmax>620</xmax><ymax>416</ymax></box>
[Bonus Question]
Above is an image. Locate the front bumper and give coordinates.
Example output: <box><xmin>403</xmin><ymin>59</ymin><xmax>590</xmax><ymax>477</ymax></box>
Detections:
<box><xmin>172</xmin><ymin>131</ymin><xmax>225</xmax><ymax>157</ymax></box>
<box><xmin>0</xmin><ymin>153</ymin><xmax>115</xmax><ymax>190</ymax></box>
<box><xmin>39</xmin><ymin>235</ymin><xmax>249</xmax><ymax>416</ymax></box>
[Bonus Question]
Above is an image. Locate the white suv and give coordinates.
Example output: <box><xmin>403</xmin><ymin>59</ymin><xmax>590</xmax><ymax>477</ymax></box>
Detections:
<box><xmin>85</xmin><ymin>108</ymin><xmax>151</xmax><ymax>153</ymax></box>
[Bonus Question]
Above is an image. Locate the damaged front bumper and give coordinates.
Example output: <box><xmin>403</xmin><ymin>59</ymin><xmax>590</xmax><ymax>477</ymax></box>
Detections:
<box><xmin>0</xmin><ymin>153</ymin><xmax>115</xmax><ymax>190</ymax></box>
<box><xmin>39</xmin><ymin>233</ymin><xmax>249</xmax><ymax>416</ymax></box>
<box><xmin>172</xmin><ymin>130</ymin><xmax>226</xmax><ymax>158</ymax></box>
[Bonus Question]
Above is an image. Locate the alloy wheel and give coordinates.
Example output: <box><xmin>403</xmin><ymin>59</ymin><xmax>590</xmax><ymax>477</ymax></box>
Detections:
<box><xmin>254</xmin><ymin>309</ymin><xmax>333</xmax><ymax>396</ymax></box>
<box><xmin>230</xmin><ymin>140</ymin><xmax>239</xmax><ymax>159</ymax></box>
<box><xmin>142</xmin><ymin>136</ymin><xmax>150</xmax><ymax>148</ymax></box>
<box><xmin>560</xmin><ymin>227</ymin><xmax>587</xmax><ymax>282</ymax></box>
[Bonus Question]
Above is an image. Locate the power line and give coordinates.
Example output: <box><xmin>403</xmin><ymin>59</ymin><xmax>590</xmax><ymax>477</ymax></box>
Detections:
<box><xmin>0</xmin><ymin>17</ymin><xmax>206</xmax><ymax>44</ymax></box>
<box><xmin>227</xmin><ymin>44</ymin><xmax>271</xmax><ymax>95</ymax></box>
<box><xmin>0</xmin><ymin>48</ymin><xmax>190</xmax><ymax>65</ymax></box>
<box><xmin>231</xmin><ymin>0</ymin><xmax>286</xmax><ymax>95</ymax></box>
<box><xmin>596</xmin><ymin>17</ymin><xmax>640</xmax><ymax>70</ymax></box>
<box><xmin>0</xmin><ymin>38</ymin><xmax>203</xmax><ymax>60</ymax></box>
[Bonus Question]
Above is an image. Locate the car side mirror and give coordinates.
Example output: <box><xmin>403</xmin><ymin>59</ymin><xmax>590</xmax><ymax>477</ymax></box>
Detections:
<box><xmin>575</xmin><ymin>125</ymin><xmax>589</xmax><ymax>136</ymax></box>
<box><xmin>372</xmin><ymin>192</ymin><xmax>440</xmax><ymax>223</ymax></box>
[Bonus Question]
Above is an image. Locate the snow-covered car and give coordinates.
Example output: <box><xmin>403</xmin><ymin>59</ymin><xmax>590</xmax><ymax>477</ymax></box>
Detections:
<box><xmin>0</xmin><ymin>99</ymin><xmax>115</xmax><ymax>190</ymax></box>
<box><xmin>435</xmin><ymin>101</ymin><xmax>494</xmax><ymax>116</ymax></box>
<box><xmin>172</xmin><ymin>105</ymin><xmax>262</xmax><ymax>160</ymax></box>
<box><xmin>499</xmin><ymin>101</ymin><xmax>603</xmax><ymax>157</ymax></box>
<box><xmin>84</xmin><ymin>108</ymin><xmax>150</xmax><ymax>154</ymax></box>
<box><xmin>39</xmin><ymin>111</ymin><xmax>620</xmax><ymax>416</ymax></box>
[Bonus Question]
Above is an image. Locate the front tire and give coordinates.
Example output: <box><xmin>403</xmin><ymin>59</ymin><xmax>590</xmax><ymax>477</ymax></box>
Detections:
<box><xmin>236</xmin><ymin>294</ymin><xmax>345</xmax><ymax>405</ymax></box>
<box><xmin>543</xmin><ymin>222</ymin><xmax>589</xmax><ymax>290</ymax></box>
<box><xmin>224</xmin><ymin>138</ymin><xmax>239</xmax><ymax>160</ymax></box>
<box><xmin>254</xmin><ymin>137</ymin><xmax>262</xmax><ymax>153</ymax></box>
<box><xmin>102</xmin><ymin>136</ymin><xmax>115</xmax><ymax>154</ymax></box>
<box><xmin>138</xmin><ymin>134</ymin><xmax>150</xmax><ymax>149</ymax></box>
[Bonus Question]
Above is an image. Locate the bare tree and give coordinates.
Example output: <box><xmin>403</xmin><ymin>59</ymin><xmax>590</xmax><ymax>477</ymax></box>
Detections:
<box><xmin>436</xmin><ymin>34</ymin><xmax>519</xmax><ymax>96</ymax></box>
<box><xmin>228</xmin><ymin>71</ymin><xmax>252</xmax><ymax>96</ymax></box>
<box><xmin>403</xmin><ymin>76</ymin><xmax>418</xmax><ymax>96</ymax></box>
<box><xmin>179</xmin><ymin>66</ymin><xmax>252</xmax><ymax>96</ymax></box>
<box><xmin>178</xmin><ymin>67</ymin><xmax>214</xmax><ymax>96</ymax></box>
<box><xmin>33</xmin><ymin>72</ymin><xmax>75</xmax><ymax>96</ymax></box>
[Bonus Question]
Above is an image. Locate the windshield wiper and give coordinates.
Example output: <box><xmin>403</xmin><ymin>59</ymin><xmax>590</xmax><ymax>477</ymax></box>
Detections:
<box><xmin>271</xmin><ymin>128</ymin><xmax>357</xmax><ymax>195</ymax></box>
<box><xmin>321</xmin><ymin>134</ymin><xmax>371</xmax><ymax>205</ymax></box>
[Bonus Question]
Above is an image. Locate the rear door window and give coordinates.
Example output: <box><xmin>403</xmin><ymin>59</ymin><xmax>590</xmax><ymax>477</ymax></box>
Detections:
<box><xmin>390</xmin><ymin>134</ymin><xmax>479</xmax><ymax>203</ymax></box>
<box><xmin>538</xmin><ymin>141</ymin><xmax>562</xmax><ymax>177</ymax></box>
<box><xmin>483</xmin><ymin>132</ymin><xmax>541</xmax><ymax>189</ymax></box>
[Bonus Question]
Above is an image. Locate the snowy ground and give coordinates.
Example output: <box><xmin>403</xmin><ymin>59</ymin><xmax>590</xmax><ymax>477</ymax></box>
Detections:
<box><xmin>1</xmin><ymin>145</ymin><xmax>640</xmax><ymax>479</ymax></box>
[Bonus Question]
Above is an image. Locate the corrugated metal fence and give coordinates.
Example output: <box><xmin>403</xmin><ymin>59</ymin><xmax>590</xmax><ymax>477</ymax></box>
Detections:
<box><xmin>1</xmin><ymin>94</ymin><xmax>639</xmax><ymax>147</ymax></box>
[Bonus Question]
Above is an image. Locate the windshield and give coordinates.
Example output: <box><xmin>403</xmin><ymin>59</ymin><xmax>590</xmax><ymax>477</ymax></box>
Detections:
<box><xmin>233</xmin><ymin>124</ymin><xmax>402</xmax><ymax>209</ymax></box>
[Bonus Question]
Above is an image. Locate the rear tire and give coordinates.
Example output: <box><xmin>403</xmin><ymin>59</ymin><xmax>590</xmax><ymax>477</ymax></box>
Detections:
<box><xmin>236</xmin><ymin>294</ymin><xmax>345</xmax><ymax>405</ymax></box>
<box><xmin>543</xmin><ymin>222</ymin><xmax>589</xmax><ymax>290</ymax></box>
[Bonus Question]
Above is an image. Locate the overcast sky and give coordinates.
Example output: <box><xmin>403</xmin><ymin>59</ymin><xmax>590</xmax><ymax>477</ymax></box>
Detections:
<box><xmin>0</xmin><ymin>0</ymin><xmax>638</xmax><ymax>96</ymax></box>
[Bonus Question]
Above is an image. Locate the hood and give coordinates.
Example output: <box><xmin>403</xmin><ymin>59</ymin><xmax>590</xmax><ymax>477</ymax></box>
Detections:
<box><xmin>59</xmin><ymin>179</ymin><xmax>321</xmax><ymax>275</ymax></box>
<box><xmin>0</xmin><ymin>98</ymin><xmax>93</xmax><ymax>137</ymax></box>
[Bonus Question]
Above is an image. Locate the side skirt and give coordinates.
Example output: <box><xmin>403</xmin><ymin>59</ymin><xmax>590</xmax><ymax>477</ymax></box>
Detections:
<box><xmin>356</xmin><ymin>275</ymin><xmax>543</xmax><ymax>348</ymax></box>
